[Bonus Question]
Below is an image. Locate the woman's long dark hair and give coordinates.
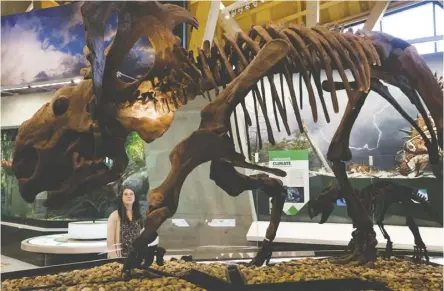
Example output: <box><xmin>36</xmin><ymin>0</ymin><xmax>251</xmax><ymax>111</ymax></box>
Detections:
<box><xmin>116</xmin><ymin>188</ymin><xmax>143</xmax><ymax>226</ymax></box>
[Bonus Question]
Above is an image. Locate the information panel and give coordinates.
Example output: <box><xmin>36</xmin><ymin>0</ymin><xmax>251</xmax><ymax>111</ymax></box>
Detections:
<box><xmin>268</xmin><ymin>150</ymin><xmax>310</xmax><ymax>215</ymax></box>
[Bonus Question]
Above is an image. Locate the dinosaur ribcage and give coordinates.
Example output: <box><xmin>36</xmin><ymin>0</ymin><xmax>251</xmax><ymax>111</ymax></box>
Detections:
<box><xmin>187</xmin><ymin>24</ymin><xmax>381</xmax><ymax>158</ymax></box>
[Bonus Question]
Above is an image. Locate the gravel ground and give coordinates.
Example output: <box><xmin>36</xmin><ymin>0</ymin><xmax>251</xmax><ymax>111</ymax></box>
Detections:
<box><xmin>2</xmin><ymin>257</ymin><xmax>442</xmax><ymax>291</ymax></box>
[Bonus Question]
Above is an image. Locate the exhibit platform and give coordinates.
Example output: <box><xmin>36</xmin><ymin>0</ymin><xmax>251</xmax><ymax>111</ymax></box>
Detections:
<box><xmin>247</xmin><ymin>222</ymin><xmax>444</xmax><ymax>252</ymax></box>
<box><xmin>1</xmin><ymin>255</ymin><xmax>38</xmax><ymax>273</ymax></box>
<box><xmin>2</xmin><ymin>254</ymin><xmax>443</xmax><ymax>290</ymax></box>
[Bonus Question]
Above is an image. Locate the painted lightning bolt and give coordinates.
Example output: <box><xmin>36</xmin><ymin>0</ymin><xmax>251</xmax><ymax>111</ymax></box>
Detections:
<box><xmin>320</xmin><ymin>104</ymin><xmax>390</xmax><ymax>151</ymax></box>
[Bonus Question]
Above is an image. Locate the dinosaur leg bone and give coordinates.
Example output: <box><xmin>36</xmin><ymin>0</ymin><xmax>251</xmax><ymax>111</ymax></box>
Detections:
<box><xmin>406</xmin><ymin>216</ymin><xmax>429</xmax><ymax>263</ymax></box>
<box><xmin>375</xmin><ymin>200</ymin><xmax>393</xmax><ymax>260</ymax></box>
<box><xmin>327</xmin><ymin>90</ymin><xmax>377</xmax><ymax>266</ymax></box>
<box><xmin>210</xmin><ymin>159</ymin><xmax>286</xmax><ymax>266</ymax></box>
<box><xmin>122</xmin><ymin>40</ymin><xmax>290</xmax><ymax>276</ymax></box>
<box><xmin>124</xmin><ymin>130</ymin><xmax>283</xmax><ymax>274</ymax></box>
<box><xmin>404</xmin><ymin>199</ymin><xmax>430</xmax><ymax>264</ymax></box>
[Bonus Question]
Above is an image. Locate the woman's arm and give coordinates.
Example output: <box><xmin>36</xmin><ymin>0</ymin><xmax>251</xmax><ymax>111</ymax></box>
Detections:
<box><xmin>107</xmin><ymin>211</ymin><xmax>119</xmax><ymax>258</ymax></box>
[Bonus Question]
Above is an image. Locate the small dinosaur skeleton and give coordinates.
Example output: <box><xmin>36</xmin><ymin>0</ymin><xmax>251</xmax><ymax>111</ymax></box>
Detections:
<box><xmin>396</xmin><ymin>112</ymin><xmax>442</xmax><ymax>177</ymax></box>
<box><xmin>9</xmin><ymin>1</ymin><xmax>442</xmax><ymax>275</ymax></box>
<box><xmin>307</xmin><ymin>180</ymin><xmax>443</xmax><ymax>263</ymax></box>
<box><xmin>395</xmin><ymin>73</ymin><xmax>443</xmax><ymax>177</ymax></box>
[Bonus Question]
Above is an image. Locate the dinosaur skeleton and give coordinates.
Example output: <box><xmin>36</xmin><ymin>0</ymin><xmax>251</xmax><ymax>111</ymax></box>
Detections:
<box><xmin>307</xmin><ymin>180</ymin><xmax>443</xmax><ymax>263</ymax></box>
<box><xmin>9</xmin><ymin>1</ymin><xmax>442</xmax><ymax>277</ymax></box>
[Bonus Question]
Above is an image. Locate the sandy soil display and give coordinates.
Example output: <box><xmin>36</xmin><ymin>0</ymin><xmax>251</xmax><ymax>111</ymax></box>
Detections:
<box><xmin>2</xmin><ymin>257</ymin><xmax>442</xmax><ymax>291</ymax></box>
<box><xmin>239</xmin><ymin>257</ymin><xmax>443</xmax><ymax>290</ymax></box>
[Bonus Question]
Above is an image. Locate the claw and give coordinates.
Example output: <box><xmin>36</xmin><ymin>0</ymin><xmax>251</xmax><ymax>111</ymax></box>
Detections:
<box><xmin>383</xmin><ymin>241</ymin><xmax>393</xmax><ymax>260</ymax></box>
<box><xmin>248</xmin><ymin>239</ymin><xmax>273</xmax><ymax>267</ymax></box>
<box><xmin>332</xmin><ymin>228</ymin><xmax>377</xmax><ymax>266</ymax></box>
<box><xmin>412</xmin><ymin>245</ymin><xmax>429</xmax><ymax>264</ymax></box>
<box><xmin>156</xmin><ymin>246</ymin><xmax>166</xmax><ymax>266</ymax></box>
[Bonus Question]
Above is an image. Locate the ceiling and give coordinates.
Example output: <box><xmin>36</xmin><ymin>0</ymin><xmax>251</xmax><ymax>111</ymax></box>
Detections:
<box><xmin>213</xmin><ymin>1</ymin><xmax>421</xmax><ymax>29</ymax></box>
<box><xmin>1</xmin><ymin>1</ymin><xmax>73</xmax><ymax>16</ymax></box>
<box><xmin>186</xmin><ymin>0</ymin><xmax>424</xmax><ymax>54</ymax></box>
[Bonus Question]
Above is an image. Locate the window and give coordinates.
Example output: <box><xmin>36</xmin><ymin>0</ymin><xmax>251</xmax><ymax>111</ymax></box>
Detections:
<box><xmin>381</xmin><ymin>2</ymin><xmax>435</xmax><ymax>41</ymax></box>
<box><xmin>413</xmin><ymin>42</ymin><xmax>436</xmax><ymax>55</ymax></box>
<box><xmin>343</xmin><ymin>2</ymin><xmax>441</xmax><ymax>55</ymax></box>
<box><xmin>435</xmin><ymin>4</ymin><xmax>443</xmax><ymax>36</ymax></box>
<box><xmin>349</xmin><ymin>23</ymin><xmax>364</xmax><ymax>33</ymax></box>
<box><xmin>437</xmin><ymin>40</ymin><xmax>444</xmax><ymax>53</ymax></box>
<box><xmin>347</xmin><ymin>21</ymin><xmax>381</xmax><ymax>33</ymax></box>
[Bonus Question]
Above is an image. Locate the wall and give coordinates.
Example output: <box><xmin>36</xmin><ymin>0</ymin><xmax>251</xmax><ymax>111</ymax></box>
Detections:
<box><xmin>1</xmin><ymin>92</ymin><xmax>52</xmax><ymax>128</ymax></box>
<box><xmin>242</xmin><ymin>51</ymin><xmax>443</xmax><ymax>228</ymax></box>
<box><xmin>1</xmin><ymin>88</ymin><xmax>256</xmax><ymax>251</ymax></box>
<box><xmin>245</xmin><ymin>52</ymin><xmax>443</xmax><ymax>171</ymax></box>
<box><xmin>142</xmin><ymin>97</ymin><xmax>255</xmax><ymax>249</ymax></box>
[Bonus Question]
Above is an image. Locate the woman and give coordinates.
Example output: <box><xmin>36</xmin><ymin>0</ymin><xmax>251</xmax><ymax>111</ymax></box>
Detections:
<box><xmin>107</xmin><ymin>187</ymin><xmax>143</xmax><ymax>258</ymax></box>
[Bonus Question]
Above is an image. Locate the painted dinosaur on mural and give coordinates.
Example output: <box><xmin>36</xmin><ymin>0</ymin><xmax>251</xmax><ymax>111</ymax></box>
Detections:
<box><xmin>395</xmin><ymin>73</ymin><xmax>443</xmax><ymax>177</ymax></box>
<box><xmin>307</xmin><ymin>180</ymin><xmax>443</xmax><ymax>263</ymax></box>
<box><xmin>9</xmin><ymin>1</ymin><xmax>442</xmax><ymax>277</ymax></box>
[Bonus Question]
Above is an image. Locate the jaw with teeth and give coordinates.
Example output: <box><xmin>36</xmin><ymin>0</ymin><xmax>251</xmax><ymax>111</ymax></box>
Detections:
<box><xmin>10</xmin><ymin>80</ymin><xmax>123</xmax><ymax>206</ymax></box>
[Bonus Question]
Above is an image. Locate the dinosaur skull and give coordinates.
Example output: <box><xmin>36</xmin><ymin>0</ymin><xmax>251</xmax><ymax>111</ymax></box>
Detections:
<box><xmin>12</xmin><ymin>80</ymin><xmax>108</xmax><ymax>203</ymax></box>
<box><xmin>11</xmin><ymin>1</ymin><xmax>200</xmax><ymax>206</ymax></box>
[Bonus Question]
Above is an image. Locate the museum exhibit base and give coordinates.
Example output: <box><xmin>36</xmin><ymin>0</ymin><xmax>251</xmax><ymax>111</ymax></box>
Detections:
<box><xmin>2</xmin><ymin>253</ymin><xmax>442</xmax><ymax>291</ymax></box>
<box><xmin>17</xmin><ymin>221</ymin><xmax>160</xmax><ymax>267</ymax></box>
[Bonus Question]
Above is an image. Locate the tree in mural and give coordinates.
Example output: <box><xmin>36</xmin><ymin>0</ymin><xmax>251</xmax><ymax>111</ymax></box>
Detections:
<box><xmin>125</xmin><ymin>131</ymin><xmax>146</xmax><ymax>167</ymax></box>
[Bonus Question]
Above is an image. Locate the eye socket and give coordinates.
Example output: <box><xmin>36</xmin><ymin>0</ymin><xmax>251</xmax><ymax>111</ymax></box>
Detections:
<box><xmin>52</xmin><ymin>96</ymin><xmax>70</xmax><ymax>116</ymax></box>
<box><xmin>405</xmin><ymin>142</ymin><xmax>416</xmax><ymax>152</ymax></box>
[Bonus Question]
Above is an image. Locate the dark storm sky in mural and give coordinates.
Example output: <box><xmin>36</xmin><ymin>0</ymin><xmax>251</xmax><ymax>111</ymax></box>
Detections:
<box><xmin>245</xmin><ymin>58</ymin><xmax>442</xmax><ymax>171</ymax></box>
<box><xmin>1</xmin><ymin>2</ymin><xmax>154</xmax><ymax>86</ymax></box>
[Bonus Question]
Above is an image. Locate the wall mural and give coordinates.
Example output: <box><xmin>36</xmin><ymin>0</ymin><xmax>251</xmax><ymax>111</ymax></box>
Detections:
<box><xmin>247</xmin><ymin>67</ymin><xmax>443</xmax><ymax>227</ymax></box>
<box><xmin>0</xmin><ymin>2</ymin><xmax>154</xmax><ymax>87</ymax></box>
<box><xmin>247</xmin><ymin>66</ymin><xmax>443</xmax><ymax>179</ymax></box>
<box><xmin>1</xmin><ymin>129</ymin><xmax>149</xmax><ymax>221</ymax></box>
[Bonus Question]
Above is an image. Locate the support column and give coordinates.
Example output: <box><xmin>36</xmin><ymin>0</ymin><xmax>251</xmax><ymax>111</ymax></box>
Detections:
<box><xmin>218</xmin><ymin>11</ymin><xmax>242</xmax><ymax>39</ymax></box>
<box><xmin>363</xmin><ymin>1</ymin><xmax>390</xmax><ymax>32</ymax></box>
<box><xmin>306</xmin><ymin>0</ymin><xmax>320</xmax><ymax>28</ymax></box>
<box><xmin>202</xmin><ymin>0</ymin><xmax>221</xmax><ymax>46</ymax></box>
<box><xmin>188</xmin><ymin>2</ymin><xmax>212</xmax><ymax>57</ymax></box>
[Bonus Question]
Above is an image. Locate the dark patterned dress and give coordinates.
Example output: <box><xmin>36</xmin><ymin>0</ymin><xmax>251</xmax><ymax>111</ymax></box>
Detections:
<box><xmin>120</xmin><ymin>218</ymin><xmax>142</xmax><ymax>257</ymax></box>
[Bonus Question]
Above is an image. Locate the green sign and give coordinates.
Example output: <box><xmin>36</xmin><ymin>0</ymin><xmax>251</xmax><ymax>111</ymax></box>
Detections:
<box><xmin>269</xmin><ymin>150</ymin><xmax>309</xmax><ymax>161</ymax></box>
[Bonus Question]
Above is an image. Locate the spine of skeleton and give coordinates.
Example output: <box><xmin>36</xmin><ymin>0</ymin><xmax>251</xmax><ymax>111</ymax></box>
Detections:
<box><xmin>186</xmin><ymin>24</ymin><xmax>381</xmax><ymax>159</ymax></box>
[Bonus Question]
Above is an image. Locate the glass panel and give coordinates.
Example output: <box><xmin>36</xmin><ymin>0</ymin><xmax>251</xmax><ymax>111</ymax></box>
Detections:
<box><xmin>435</xmin><ymin>4</ymin><xmax>444</xmax><ymax>36</ymax></box>
<box><xmin>437</xmin><ymin>40</ymin><xmax>444</xmax><ymax>52</ymax></box>
<box><xmin>347</xmin><ymin>22</ymin><xmax>380</xmax><ymax>33</ymax></box>
<box><xmin>413</xmin><ymin>41</ymin><xmax>436</xmax><ymax>55</ymax></box>
<box><xmin>348</xmin><ymin>22</ymin><xmax>364</xmax><ymax>33</ymax></box>
<box><xmin>381</xmin><ymin>3</ymin><xmax>434</xmax><ymax>40</ymax></box>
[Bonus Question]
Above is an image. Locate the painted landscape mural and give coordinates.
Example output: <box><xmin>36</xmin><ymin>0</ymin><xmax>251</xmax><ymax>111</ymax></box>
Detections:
<box><xmin>1</xmin><ymin>2</ymin><xmax>155</xmax><ymax>87</ymax></box>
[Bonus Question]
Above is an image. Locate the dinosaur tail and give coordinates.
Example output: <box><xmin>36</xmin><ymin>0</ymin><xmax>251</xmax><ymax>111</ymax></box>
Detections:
<box><xmin>410</xmin><ymin>190</ymin><xmax>443</xmax><ymax>226</ymax></box>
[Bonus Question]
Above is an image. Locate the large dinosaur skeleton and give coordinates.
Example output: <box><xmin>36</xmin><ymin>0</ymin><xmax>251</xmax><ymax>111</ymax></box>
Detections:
<box><xmin>307</xmin><ymin>180</ymin><xmax>443</xmax><ymax>263</ymax></box>
<box><xmin>10</xmin><ymin>1</ymin><xmax>442</xmax><ymax>277</ymax></box>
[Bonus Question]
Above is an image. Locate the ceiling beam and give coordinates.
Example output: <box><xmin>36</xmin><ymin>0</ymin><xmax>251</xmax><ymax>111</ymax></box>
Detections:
<box><xmin>363</xmin><ymin>1</ymin><xmax>390</xmax><ymax>32</ymax></box>
<box><xmin>26</xmin><ymin>1</ymin><xmax>34</xmax><ymax>12</ymax></box>
<box><xmin>233</xmin><ymin>1</ymin><xmax>281</xmax><ymax>21</ymax></box>
<box><xmin>407</xmin><ymin>35</ymin><xmax>444</xmax><ymax>44</ymax></box>
<box><xmin>202</xmin><ymin>0</ymin><xmax>221</xmax><ymax>46</ymax></box>
<box><xmin>279</xmin><ymin>1</ymin><xmax>340</xmax><ymax>24</ymax></box>
<box><xmin>218</xmin><ymin>10</ymin><xmax>242</xmax><ymax>39</ymax></box>
<box><xmin>306</xmin><ymin>0</ymin><xmax>320</xmax><ymax>27</ymax></box>
<box><xmin>325</xmin><ymin>0</ymin><xmax>421</xmax><ymax>26</ymax></box>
